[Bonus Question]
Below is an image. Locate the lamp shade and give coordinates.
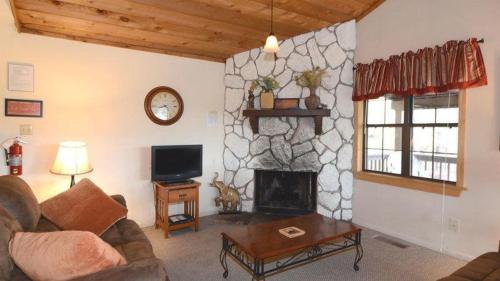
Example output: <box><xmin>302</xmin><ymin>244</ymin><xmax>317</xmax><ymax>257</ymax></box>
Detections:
<box><xmin>50</xmin><ymin>141</ymin><xmax>93</xmax><ymax>176</ymax></box>
<box><xmin>263</xmin><ymin>34</ymin><xmax>280</xmax><ymax>53</ymax></box>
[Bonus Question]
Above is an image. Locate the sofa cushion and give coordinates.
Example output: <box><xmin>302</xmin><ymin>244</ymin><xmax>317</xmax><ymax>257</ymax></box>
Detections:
<box><xmin>69</xmin><ymin>258</ymin><xmax>168</xmax><ymax>281</ymax></box>
<box><xmin>0</xmin><ymin>205</ymin><xmax>22</xmax><ymax>280</ymax></box>
<box><xmin>41</xmin><ymin>178</ymin><xmax>128</xmax><ymax>236</ymax></box>
<box><xmin>101</xmin><ymin>219</ymin><xmax>156</xmax><ymax>263</ymax></box>
<box><xmin>440</xmin><ymin>252</ymin><xmax>500</xmax><ymax>281</ymax></box>
<box><xmin>9</xmin><ymin>231</ymin><xmax>127</xmax><ymax>281</ymax></box>
<box><xmin>0</xmin><ymin>176</ymin><xmax>40</xmax><ymax>231</ymax></box>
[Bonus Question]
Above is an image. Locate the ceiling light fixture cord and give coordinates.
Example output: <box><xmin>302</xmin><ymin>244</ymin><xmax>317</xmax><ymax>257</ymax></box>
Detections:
<box><xmin>270</xmin><ymin>0</ymin><xmax>274</xmax><ymax>34</ymax></box>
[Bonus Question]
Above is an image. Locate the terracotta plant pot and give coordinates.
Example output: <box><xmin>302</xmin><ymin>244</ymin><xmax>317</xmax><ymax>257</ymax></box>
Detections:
<box><xmin>304</xmin><ymin>87</ymin><xmax>320</xmax><ymax>109</ymax></box>
<box><xmin>260</xmin><ymin>91</ymin><xmax>274</xmax><ymax>109</ymax></box>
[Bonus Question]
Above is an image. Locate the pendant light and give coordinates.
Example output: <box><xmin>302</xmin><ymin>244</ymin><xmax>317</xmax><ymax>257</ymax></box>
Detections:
<box><xmin>263</xmin><ymin>0</ymin><xmax>279</xmax><ymax>54</ymax></box>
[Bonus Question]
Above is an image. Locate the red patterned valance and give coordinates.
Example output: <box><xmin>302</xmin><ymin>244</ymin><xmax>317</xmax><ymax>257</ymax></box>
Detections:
<box><xmin>353</xmin><ymin>38</ymin><xmax>488</xmax><ymax>101</ymax></box>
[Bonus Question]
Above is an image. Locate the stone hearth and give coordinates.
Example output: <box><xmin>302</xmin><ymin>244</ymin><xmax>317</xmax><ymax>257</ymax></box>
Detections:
<box><xmin>223</xmin><ymin>20</ymin><xmax>355</xmax><ymax>220</ymax></box>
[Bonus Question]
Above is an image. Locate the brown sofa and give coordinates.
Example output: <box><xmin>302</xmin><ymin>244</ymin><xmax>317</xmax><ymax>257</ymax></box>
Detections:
<box><xmin>438</xmin><ymin>244</ymin><xmax>500</xmax><ymax>281</ymax></box>
<box><xmin>0</xmin><ymin>175</ymin><xmax>168</xmax><ymax>281</ymax></box>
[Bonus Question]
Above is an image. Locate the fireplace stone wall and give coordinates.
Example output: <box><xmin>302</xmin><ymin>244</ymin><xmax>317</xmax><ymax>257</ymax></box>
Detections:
<box><xmin>223</xmin><ymin>20</ymin><xmax>355</xmax><ymax>220</ymax></box>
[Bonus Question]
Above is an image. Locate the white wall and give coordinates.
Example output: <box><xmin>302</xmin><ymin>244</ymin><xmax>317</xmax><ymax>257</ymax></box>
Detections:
<box><xmin>354</xmin><ymin>0</ymin><xmax>500</xmax><ymax>260</ymax></box>
<box><xmin>0</xmin><ymin>0</ymin><xmax>225</xmax><ymax>227</ymax></box>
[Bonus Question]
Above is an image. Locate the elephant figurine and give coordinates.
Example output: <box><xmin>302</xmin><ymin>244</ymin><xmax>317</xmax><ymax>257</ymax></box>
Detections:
<box><xmin>210</xmin><ymin>172</ymin><xmax>240</xmax><ymax>213</ymax></box>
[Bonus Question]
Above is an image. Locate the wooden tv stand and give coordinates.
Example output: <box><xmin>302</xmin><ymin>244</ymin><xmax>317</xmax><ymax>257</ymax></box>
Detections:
<box><xmin>153</xmin><ymin>181</ymin><xmax>200</xmax><ymax>238</ymax></box>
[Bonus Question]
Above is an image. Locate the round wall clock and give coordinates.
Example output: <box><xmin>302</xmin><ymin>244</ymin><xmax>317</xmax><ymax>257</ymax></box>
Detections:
<box><xmin>144</xmin><ymin>86</ymin><xmax>184</xmax><ymax>125</ymax></box>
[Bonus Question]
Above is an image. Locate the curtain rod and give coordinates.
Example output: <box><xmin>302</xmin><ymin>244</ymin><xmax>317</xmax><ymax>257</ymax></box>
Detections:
<box><xmin>352</xmin><ymin>38</ymin><xmax>485</xmax><ymax>70</ymax></box>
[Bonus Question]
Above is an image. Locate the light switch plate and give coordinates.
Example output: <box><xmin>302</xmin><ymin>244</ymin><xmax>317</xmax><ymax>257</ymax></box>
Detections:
<box><xmin>20</xmin><ymin>124</ymin><xmax>33</xmax><ymax>135</ymax></box>
<box><xmin>207</xmin><ymin>110</ymin><xmax>218</xmax><ymax>127</ymax></box>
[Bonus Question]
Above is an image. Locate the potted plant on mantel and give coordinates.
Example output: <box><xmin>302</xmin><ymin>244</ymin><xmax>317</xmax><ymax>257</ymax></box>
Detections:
<box><xmin>294</xmin><ymin>67</ymin><xmax>326</xmax><ymax>110</ymax></box>
<box><xmin>253</xmin><ymin>77</ymin><xmax>279</xmax><ymax>109</ymax></box>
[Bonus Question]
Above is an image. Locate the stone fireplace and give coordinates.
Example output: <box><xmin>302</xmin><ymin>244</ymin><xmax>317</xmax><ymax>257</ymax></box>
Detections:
<box><xmin>223</xmin><ymin>20</ymin><xmax>355</xmax><ymax>220</ymax></box>
<box><xmin>254</xmin><ymin>170</ymin><xmax>317</xmax><ymax>215</ymax></box>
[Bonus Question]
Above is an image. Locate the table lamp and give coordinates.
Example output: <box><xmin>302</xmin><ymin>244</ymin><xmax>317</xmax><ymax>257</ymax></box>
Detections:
<box><xmin>50</xmin><ymin>141</ymin><xmax>93</xmax><ymax>187</ymax></box>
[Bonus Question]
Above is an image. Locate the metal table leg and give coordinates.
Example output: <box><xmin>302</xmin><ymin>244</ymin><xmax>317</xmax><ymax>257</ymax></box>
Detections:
<box><xmin>220</xmin><ymin>237</ymin><xmax>229</xmax><ymax>278</ymax></box>
<box><xmin>353</xmin><ymin>231</ymin><xmax>364</xmax><ymax>271</ymax></box>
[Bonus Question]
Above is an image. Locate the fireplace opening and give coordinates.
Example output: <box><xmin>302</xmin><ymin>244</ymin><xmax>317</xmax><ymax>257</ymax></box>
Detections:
<box><xmin>254</xmin><ymin>170</ymin><xmax>317</xmax><ymax>215</ymax></box>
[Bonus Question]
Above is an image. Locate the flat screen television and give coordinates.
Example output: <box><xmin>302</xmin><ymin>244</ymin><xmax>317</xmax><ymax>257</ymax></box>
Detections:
<box><xmin>151</xmin><ymin>145</ymin><xmax>202</xmax><ymax>183</ymax></box>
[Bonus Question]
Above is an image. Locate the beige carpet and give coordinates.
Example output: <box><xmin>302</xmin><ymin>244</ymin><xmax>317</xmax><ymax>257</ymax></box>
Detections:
<box><xmin>144</xmin><ymin>215</ymin><xmax>465</xmax><ymax>281</ymax></box>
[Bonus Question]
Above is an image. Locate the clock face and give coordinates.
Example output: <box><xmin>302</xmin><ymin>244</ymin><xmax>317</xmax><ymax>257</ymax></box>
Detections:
<box><xmin>151</xmin><ymin>92</ymin><xmax>180</xmax><ymax>120</ymax></box>
<box><xmin>144</xmin><ymin>87</ymin><xmax>184</xmax><ymax>125</ymax></box>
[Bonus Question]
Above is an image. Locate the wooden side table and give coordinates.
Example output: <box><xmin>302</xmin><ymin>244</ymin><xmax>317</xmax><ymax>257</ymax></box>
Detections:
<box><xmin>153</xmin><ymin>181</ymin><xmax>200</xmax><ymax>238</ymax></box>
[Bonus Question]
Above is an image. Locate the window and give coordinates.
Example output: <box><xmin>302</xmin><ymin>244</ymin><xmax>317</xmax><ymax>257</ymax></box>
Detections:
<box><xmin>353</xmin><ymin>91</ymin><xmax>465</xmax><ymax>196</ymax></box>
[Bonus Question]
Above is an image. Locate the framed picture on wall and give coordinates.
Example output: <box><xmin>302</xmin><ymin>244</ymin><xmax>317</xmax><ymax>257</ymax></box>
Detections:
<box><xmin>4</xmin><ymin>99</ymin><xmax>43</xmax><ymax>117</ymax></box>
<box><xmin>7</xmin><ymin>63</ymin><xmax>34</xmax><ymax>92</ymax></box>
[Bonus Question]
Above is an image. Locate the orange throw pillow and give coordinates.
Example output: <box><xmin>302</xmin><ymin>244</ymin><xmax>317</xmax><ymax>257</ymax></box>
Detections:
<box><xmin>9</xmin><ymin>231</ymin><xmax>126</xmax><ymax>281</ymax></box>
<box><xmin>41</xmin><ymin>178</ymin><xmax>127</xmax><ymax>236</ymax></box>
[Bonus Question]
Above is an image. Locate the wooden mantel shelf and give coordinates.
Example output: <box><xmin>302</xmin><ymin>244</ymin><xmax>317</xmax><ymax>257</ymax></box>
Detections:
<box><xmin>242</xmin><ymin>109</ymin><xmax>331</xmax><ymax>135</ymax></box>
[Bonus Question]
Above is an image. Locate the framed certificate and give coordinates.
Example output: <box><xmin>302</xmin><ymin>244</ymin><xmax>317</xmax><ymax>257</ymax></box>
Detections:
<box><xmin>5</xmin><ymin>99</ymin><xmax>43</xmax><ymax>117</ymax></box>
<box><xmin>7</xmin><ymin>63</ymin><xmax>34</xmax><ymax>92</ymax></box>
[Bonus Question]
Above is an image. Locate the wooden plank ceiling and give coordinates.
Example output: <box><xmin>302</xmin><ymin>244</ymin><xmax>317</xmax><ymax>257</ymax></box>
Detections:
<box><xmin>9</xmin><ymin>0</ymin><xmax>384</xmax><ymax>62</ymax></box>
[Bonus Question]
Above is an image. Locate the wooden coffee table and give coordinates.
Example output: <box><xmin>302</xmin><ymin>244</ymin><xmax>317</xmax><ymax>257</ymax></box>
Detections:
<box><xmin>220</xmin><ymin>213</ymin><xmax>363</xmax><ymax>280</ymax></box>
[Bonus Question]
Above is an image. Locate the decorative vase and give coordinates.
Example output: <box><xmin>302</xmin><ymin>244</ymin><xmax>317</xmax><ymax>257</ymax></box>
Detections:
<box><xmin>247</xmin><ymin>90</ymin><xmax>255</xmax><ymax>109</ymax></box>
<box><xmin>305</xmin><ymin>87</ymin><xmax>320</xmax><ymax>109</ymax></box>
<box><xmin>260</xmin><ymin>91</ymin><xmax>274</xmax><ymax>109</ymax></box>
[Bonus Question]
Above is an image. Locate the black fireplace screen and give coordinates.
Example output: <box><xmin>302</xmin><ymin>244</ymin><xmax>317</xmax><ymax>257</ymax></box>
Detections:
<box><xmin>254</xmin><ymin>170</ymin><xmax>317</xmax><ymax>215</ymax></box>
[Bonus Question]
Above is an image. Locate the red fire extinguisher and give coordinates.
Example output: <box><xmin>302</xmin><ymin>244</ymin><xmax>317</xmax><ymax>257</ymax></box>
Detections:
<box><xmin>8</xmin><ymin>141</ymin><xmax>23</xmax><ymax>175</ymax></box>
<box><xmin>2</xmin><ymin>137</ymin><xmax>27</xmax><ymax>176</ymax></box>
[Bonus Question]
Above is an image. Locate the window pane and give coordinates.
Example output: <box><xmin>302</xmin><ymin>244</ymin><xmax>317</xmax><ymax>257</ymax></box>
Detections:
<box><xmin>365</xmin><ymin>149</ymin><xmax>383</xmax><ymax>172</ymax></box>
<box><xmin>435</xmin><ymin>127</ymin><xmax>458</xmax><ymax>154</ymax></box>
<box><xmin>364</xmin><ymin>127</ymin><xmax>402</xmax><ymax>174</ymax></box>
<box><xmin>433</xmin><ymin>127</ymin><xmax>458</xmax><ymax>181</ymax></box>
<box><xmin>366</xmin><ymin>97</ymin><xmax>385</xmax><ymax>124</ymax></box>
<box><xmin>411</xmin><ymin>126</ymin><xmax>458</xmax><ymax>182</ymax></box>
<box><xmin>411</xmin><ymin>152</ymin><xmax>433</xmax><ymax>179</ymax></box>
<box><xmin>413</xmin><ymin>93</ymin><xmax>458</xmax><ymax>124</ymax></box>
<box><xmin>384</xmin><ymin>150</ymin><xmax>402</xmax><ymax>174</ymax></box>
<box><xmin>385</xmin><ymin>95</ymin><xmax>404</xmax><ymax>124</ymax></box>
<box><xmin>367</xmin><ymin>95</ymin><xmax>405</xmax><ymax>125</ymax></box>
<box><xmin>433</xmin><ymin>154</ymin><xmax>457</xmax><ymax>182</ymax></box>
<box><xmin>382</xmin><ymin>127</ymin><xmax>402</xmax><ymax>174</ymax></box>
<box><xmin>413</xmin><ymin>95</ymin><xmax>436</xmax><ymax>124</ymax></box>
<box><xmin>383</xmin><ymin>127</ymin><xmax>402</xmax><ymax>150</ymax></box>
<box><xmin>366</xmin><ymin>127</ymin><xmax>382</xmax><ymax>149</ymax></box>
<box><xmin>412</xmin><ymin>127</ymin><xmax>433</xmax><ymax>153</ymax></box>
<box><xmin>436</xmin><ymin>93</ymin><xmax>459</xmax><ymax>123</ymax></box>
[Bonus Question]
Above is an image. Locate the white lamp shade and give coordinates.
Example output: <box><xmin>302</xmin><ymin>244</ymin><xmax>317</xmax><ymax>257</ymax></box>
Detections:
<box><xmin>50</xmin><ymin>141</ymin><xmax>93</xmax><ymax>175</ymax></box>
<box><xmin>263</xmin><ymin>34</ymin><xmax>280</xmax><ymax>53</ymax></box>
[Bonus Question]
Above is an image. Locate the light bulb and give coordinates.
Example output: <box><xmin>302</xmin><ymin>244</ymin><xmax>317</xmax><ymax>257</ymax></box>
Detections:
<box><xmin>263</xmin><ymin>34</ymin><xmax>279</xmax><ymax>53</ymax></box>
